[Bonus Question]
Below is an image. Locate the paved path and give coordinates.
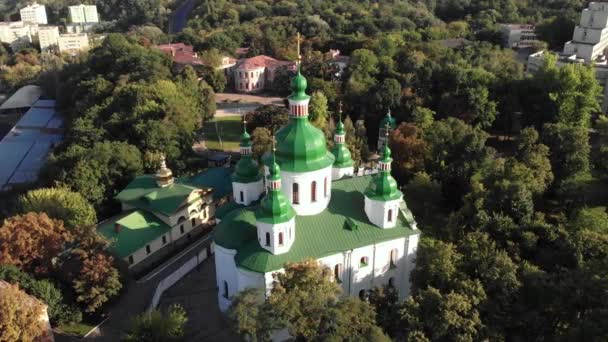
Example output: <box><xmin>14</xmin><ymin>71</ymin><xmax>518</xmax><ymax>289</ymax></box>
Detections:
<box><xmin>159</xmin><ymin>257</ymin><xmax>240</xmax><ymax>341</ymax></box>
<box><xmin>170</xmin><ymin>0</ymin><xmax>195</xmax><ymax>33</ymax></box>
<box><xmin>76</xmin><ymin>234</ymin><xmax>214</xmax><ymax>341</ymax></box>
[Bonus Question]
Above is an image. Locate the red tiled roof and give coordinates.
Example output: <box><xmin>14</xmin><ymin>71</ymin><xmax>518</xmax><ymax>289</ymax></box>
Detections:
<box><xmin>235</xmin><ymin>55</ymin><xmax>295</xmax><ymax>70</ymax></box>
<box><xmin>155</xmin><ymin>43</ymin><xmax>203</xmax><ymax>65</ymax></box>
<box><xmin>235</xmin><ymin>47</ymin><xmax>250</xmax><ymax>55</ymax></box>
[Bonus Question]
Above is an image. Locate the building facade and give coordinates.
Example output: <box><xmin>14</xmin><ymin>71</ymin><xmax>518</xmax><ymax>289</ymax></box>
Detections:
<box><xmin>214</xmin><ymin>65</ymin><xmax>420</xmax><ymax>312</ymax></box>
<box><xmin>20</xmin><ymin>3</ymin><xmax>48</xmax><ymax>25</ymax></box>
<box><xmin>232</xmin><ymin>55</ymin><xmax>295</xmax><ymax>93</ymax></box>
<box><xmin>0</xmin><ymin>21</ymin><xmax>37</xmax><ymax>49</ymax></box>
<box><xmin>57</xmin><ymin>33</ymin><xmax>89</xmax><ymax>54</ymax></box>
<box><xmin>68</xmin><ymin>4</ymin><xmax>99</xmax><ymax>23</ymax></box>
<box><xmin>98</xmin><ymin>159</ymin><xmax>233</xmax><ymax>272</ymax></box>
<box><xmin>500</xmin><ymin>24</ymin><xmax>540</xmax><ymax>49</ymax></box>
<box><xmin>563</xmin><ymin>2</ymin><xmax>608</xmax><ymax>62</ymax></box>
<box><xmin>37</xmin><ymin>25</ymin><xmax>59</xmax><ymax>52</ymax></box>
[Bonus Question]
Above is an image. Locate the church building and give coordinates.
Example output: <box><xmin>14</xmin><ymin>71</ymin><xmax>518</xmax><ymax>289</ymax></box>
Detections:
<box><xmin>214</xmin><ymin>56</ymin><xmax>420</xmax><ymax>312</ymax></box>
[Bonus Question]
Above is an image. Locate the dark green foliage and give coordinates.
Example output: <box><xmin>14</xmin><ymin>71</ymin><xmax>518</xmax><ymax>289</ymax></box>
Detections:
<box><xmin>124</xmin><ymin>304</ymin><xmax>188</xmax><ymax>342</ymax></box>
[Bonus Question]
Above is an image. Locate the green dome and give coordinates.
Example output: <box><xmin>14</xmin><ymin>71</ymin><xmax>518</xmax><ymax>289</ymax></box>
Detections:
<box><xmin>331</xmin><ymin>143</ymin><xmax>354</xmax><ymax>168</ymax></box>
<box><xmin>365</xmin><ymin>145</ymin><xmax>401</xmax><ymax>201</ymax></box>
<box><xmin>268</xmin><ymin>119</ymin><xmax>335</xmax><ymax>172</ymax></box>
<box><xmin>288</xmin><ymin>70</ymin><xmax>310</xmax><ymax>101</ymax></box>
<box><xmin>233</xmin><ymin>156</ymin><xmax>261</xmax><ymax>183</ymax></box>
<box><xmin>240</xmin><ymin>130</ymin><xmax>251</xmax><ymax>146</ymax></box>
<box><xmin>336</xmin><ymin>120</ymin><xmax>345</xmax><ymax>135</ymax></box>
<box><xmin>256</xmin><ymin>158</ymin><xmax>296</xmax><ymax>224</ymax></box>
<box><xmin>380</xmin><ymin>110</ymin><xmax>397</xmax><ymax>129</ymax></box>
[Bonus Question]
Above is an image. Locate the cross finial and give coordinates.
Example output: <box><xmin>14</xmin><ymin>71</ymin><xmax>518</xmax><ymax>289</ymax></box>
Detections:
<box><xmin>272</xmin><ymin>135</ymin><xmax>276</xmax><ymax>152</ymax></box>
<box><xmin>385</xmin><ymin>122</ymin><xmax>390</xmax><ymax>137</ymax></box>
<box><xmin>242</xmin><ymin>116</ymin><xmax>247</xmax><ymax>132</ymax></box>
<box><xmin>297</xmin><ymin>32</ymin><xmax>302</xmax><ymax>66</ymax></box>
<box><xmin>338</xmin><ymin>101</ymin><xmax>343</xmax><ymax>121</ymax></box>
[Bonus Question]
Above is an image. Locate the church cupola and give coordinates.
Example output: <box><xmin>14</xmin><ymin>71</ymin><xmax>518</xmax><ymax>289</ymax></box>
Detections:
<box><xmin>232</xmin><ymin>120</ymin><xmax>264</xmax><ymax>205</ymax></box>
<box><xmin>255</xmin><ymin>147</ymin><xmax>296</xmax><ymax>255</ymax></box>
<box><xmin>155</xmin><ymin>154</ymin><xmax>174</xmax><ymax>188</ymax></box>
<box><xmin>377</xmin><ymin>109</ymin><xmax>397</xmax><ymax>151</ymax></box>
<box><xmin>365</xmin><ymin>128</ymin><xmax>402</xmax><ymax>229</ymax></box>
<box><xmin>331</xmin><ymin>103</ymin><xmax>354</xmax><ymax>180</ymax></box>
<box><xmin>262</xmin><ymin>33</ymin><xmax>335</xmax><ymax>216</ymax></box>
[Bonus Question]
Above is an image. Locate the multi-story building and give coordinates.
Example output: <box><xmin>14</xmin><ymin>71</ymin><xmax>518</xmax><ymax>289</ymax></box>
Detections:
<box><xmin>37</xmin><ymin>25</ymin><xmax>59</xmax><ymax>52</ymax></box>
<box><xmin>68</xmin><ymin>4</ymin><xmax>99</xmax><ymax>24</ymax></box>
<box><xmin>20</xmin><ymin>3</ymin><xmax>48</xmax><ymax>25</ymax></box>
<box><xmin>57</xmin><ymin>33</ymin><xmax>89</xmax><ymax>54</ymax></box>
<box><xmin>233</xmin><ymin>55</ymin><xmax>295</xmax><ymax>93</ymax></box>
<box><xmin>0</xmin><ymin>21</ymin><xmax>37</xmax><ymax>49</ymax></box>
<box><xmin>500</xmin><ymin>24</ymin><xmax>540</xmax><ymax>49</ymax></box>
<box><xmin>527</xmin><ymin>2</ymin><xmax>608</xmax><ymax>112</ymax></box>
<box><xmin>214</xmin><ymin>66</ymin><xmax>420</xmax><ymax>313</ymax></box>
<box><xmin>98</xmin><ymin>158</ymin><xmax>233</xmax><ymax>272</ymax></box>
<box><xmin>563</xmin><ymin>2</ymin><xmax>608</xmax><ymax>62</ymax></box>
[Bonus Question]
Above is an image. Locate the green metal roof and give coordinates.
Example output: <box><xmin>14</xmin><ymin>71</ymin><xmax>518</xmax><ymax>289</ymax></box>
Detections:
<box><xmin>365</xmin><ymin>145</ymin><xmax>401</xmax><ymax>201</ymax></box>
<box><xmin>115</xmin><ymin>168</ymin><xmax>234</xmax><ymax>215</ymax></box>
<box><xmin>265</xmin><ymin>118</ymin><xmax>335</xmax><ymax>172</ymax></box>
<box><xmin>256</xmin><ymin>156</ymin><xmax>296</xmax><ymax>224</ymax></box>
<box><xmin>214</xmin><ymin>175</ymin><xmax>419</xmax><ymax>273</ymax></box>
<box><xmin>288</xmin><ymin>70</ymin><xmax>310</xmax><ymax>102</ymax></box>
<box><xmin>98</xmin><ymin>210</ymin><xmax>171</xmax><ymax>258</ymax></box>
<box><xmin>233</xmin><ymin>156</ymin><xmax>262</xmax><ymax>183</ymax></box>
<box><xmin>216</xmin><ymin>201</ymin><xmax>244</xmax><ymax>220</ymax></box>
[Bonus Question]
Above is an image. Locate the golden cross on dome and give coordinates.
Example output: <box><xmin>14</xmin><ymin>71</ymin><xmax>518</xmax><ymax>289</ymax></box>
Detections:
<box><xmin>297</xmin><ymin>32</ymin><xmax>302</xmax><ymax>66</ymax></box>
<box><xmin>338</xmin><ymin>101</ymin><xmax>343</xmax><ymax>120</ymax></box>
<box><xmin>385</xmin><ymin>122</ymin><xmax>391</xmax><ymax>137</ymax></box>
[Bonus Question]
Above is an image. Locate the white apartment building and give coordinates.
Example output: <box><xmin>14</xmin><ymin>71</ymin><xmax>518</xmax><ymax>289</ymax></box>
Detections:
<box><xmin>37</xmin><ymin>26</ymin><xmax>59</xmax><ymax>52</ymax></box>
<box><xmin>0</xmin><ymin>21</ymin><xmax>37</xmax><ymax>49</ymax></box>
<box><xmin>20</xmin><ymin>3</ymin><xmax>48</xmax><ymax>25</ymax></box>
<box><xmin>500</xmin><ymin>24</ymin><xmax>540</xmax><ymax>49</ymax></box>
<box><xmin>563</xmin><ymin>2</ymin><xmax>608</xmax><ymax>62</ymax></box>
<box><xmin>68</xmin><ymin>4</ymin><xmax>99</xmax><ymax>24</ymax></box>
<box><xmin>58</xmin><ymin>33</ymin><xmax>89</xmax><ymax>54</ymax></box>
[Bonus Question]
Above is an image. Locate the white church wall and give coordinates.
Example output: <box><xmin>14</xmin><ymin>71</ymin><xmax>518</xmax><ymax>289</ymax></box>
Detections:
<box><xmin>236</xmin><ymin>267</ymin><xmax>265</xmax><ymax>292</ymax></box>
<box><xmin>280</xmin><ymin>166</ymin><xmax>333</xmax><ymax>216</ymax></box>
<box><xmin>256</xmin><ymin>220</ymin><xmax>295</xmax><ymax>255</ymax></box>
<box><xmin>365</xmin><ymin>197</ymin><xmax>401</xmax><ymax>228</ymax></box>
<box><xmin>402</xmin><ymin>233</ymin><xmax>420</xmax><ymax>299</ymax></box>
<box><xmin>233</xmin><ymin>180</ymin><xmax>264</xmax><ymax>205</ymax></box>
<box><xmin>214</xmin><ymin>244</ymin><xmax>239</xmax><ymax>312</ymax></box>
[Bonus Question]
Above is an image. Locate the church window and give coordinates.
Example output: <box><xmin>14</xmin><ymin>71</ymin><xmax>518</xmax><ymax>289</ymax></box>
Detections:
<box><xmin>293</xmin><ymin>183</ymin><xmax>299</xmax><ymax>204</ymax></box>
<box><xmin>311</xmin><ymin>181</ymin><xmax>317</xmax><ymax>202</ymax></box>
<box><xmin>279</xmin><ymin>232</ymin><xmax>284</xmax><ymax>246</ymax></box>
<box><xmin>162</xmin><ymin>235</ymin><xmax>167</xmax><ymax>245</ymax></box>
<box><xmin>128</xmin><ymin>255</ymin><xmax>134</xmax><ymax>265</ymax></box>
<box><xmin>387</xmin><ymin>209</ymin><xmax>393</xmax><ymax>222</ymax></box>
<box><xmin>334</xmin><ymin>264</ymin><xmax>343</xmax><ymax>282</ymax></box>
<box><xmin>324</xmin><ymin>177</ymin><xmax>328</xmax><ymax>197</ymax></box>
<box><xmin>265</xmin><ymin>232</ymin><xmax>271</xmax><ymax>246</ymax></box>
<box><xmin>191</xmin><ymin>218</ymin><xmax>196</xmax><ymax>228</ymax></box>
<box><xmin>360</xmin><ymin>256</ymin><xmax>369</xmax><ymax>267</ymax></box>
<box><xmin>388</xmin><ymin>277</ymin><xmax>395</xmax><ymax>288</ymax></box>
<box><xmin>240</xmin><ymin>191</ymin><xmax>244</xmax><ymax>202</ymax></box>
<box><xmin>390</xmin><ymin>249</ymin><xmax>398</xmax><ymax>268</ymax></box>
<box><xmin>146</xmin><ymin>245</ymin><xmax>151</xmax><ymax>254</ymax></box>
<box><xmin>223</xmin><ymin>281</ymin><xmax>229</xmax><ymax>298</ymax></box>
<box><xmin>180</xmin><ymin>225</ymin><xmax>184</xmax><ymax>234</ymax></box>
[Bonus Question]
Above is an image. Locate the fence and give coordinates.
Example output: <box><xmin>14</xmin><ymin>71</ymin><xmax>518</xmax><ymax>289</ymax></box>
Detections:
<box><xmin>148</xmin><ymin>243</ymin><xmax>215</xmax><ymax>311</ymax></box>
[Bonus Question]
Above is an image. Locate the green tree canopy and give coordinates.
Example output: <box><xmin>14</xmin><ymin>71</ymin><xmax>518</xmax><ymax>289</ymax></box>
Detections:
<box><xmin>19</xmin><ymin>187</ymin><xmax>97</xmax><ymax>230</ymax></box>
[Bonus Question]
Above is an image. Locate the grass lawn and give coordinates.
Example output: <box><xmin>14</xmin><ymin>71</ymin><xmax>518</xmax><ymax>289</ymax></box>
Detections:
<box><xmin>200</xmin><ymin>115</ymin><xmax>241</xmax><ymax>151</ymax></box>
<box><xmin>57</xmin><ymin>321</ymin><xmax>97</xmax><ymax>338</ymax></box>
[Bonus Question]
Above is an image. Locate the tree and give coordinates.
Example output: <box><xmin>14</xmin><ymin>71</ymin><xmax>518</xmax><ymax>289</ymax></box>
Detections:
<box><xmin>227</xmin><ymin>288</ymin><xmax>274</xmax><ymax>342</ymax></box>
<box><xmin>251</xmin><ymin>127</ymin><xmax>274</xmax><ymax>162</ymax></box>
<box><xmin>71</xmin><ymin>252</ymin><xmax>122</xmax><ymax>313</ymax></box>
<box><xmin>389</xmin><ymin>123</ymin><xmax>426</xmax><ymax>183</ymax></box>
<box><xmin>309</xmin><ymin>91</ymin><xmax>329</xmax><ymax>132</ymax></box>
<box><xmin>245</xmin><ymin>105</ymin><xmax>289</xmax><ymax>133</ymax></box>
<box><xmin>0</xmin><ymin>213</ymin><xmax>71</xmax><ymax>274</ymax></box>
<box><xmin>542</xmin><ymin>123</ymin><xmax>590</xmax><ymax>184</ymax></box>
<box><xmin>412</xmin><ymin>106</ymin><xmax>435</xmax><ymax>131</ymax></box>
<box><xmin>0</xmin><ymin>283</ymin><xmax>46</xmax><ymax>342</ymax></box>
<box><xmin>19</xmin><ymin>187</ymin><xmax>97</xmax><ymax>230</ymax></box>
<box><xmin>124</xmin><ymin>304</ymin><xmax>188</xmax><ymax>342</ymax></box>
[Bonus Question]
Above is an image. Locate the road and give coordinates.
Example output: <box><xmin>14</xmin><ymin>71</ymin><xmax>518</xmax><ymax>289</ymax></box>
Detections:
<box><xmin>170</xmin><ymin>0</ymin><xmax>196</xmax><ymax>34</ymax></box>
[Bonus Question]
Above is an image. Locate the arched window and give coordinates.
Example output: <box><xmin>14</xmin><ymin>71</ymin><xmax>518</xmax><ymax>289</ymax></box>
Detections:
<box><xmin>360</xmin><ymin>256</ymin><xmax>369</xmax><ymax>267</ymax></box>
<box><xmin>293</xmin><ymin>183</ymin><xmax>299</xmax><ymax>204</ymax></box>
<box><xmin>191</xmin><ymin>217</ymin><xmax>196</xmax><ymax>228</ymax></box>
<box><xmin>334</xmin><ymin>264</ymin><xmax>343</xmax><ymax>282</ymax></box>
<box><xmin>390</xmin><ymin>249</ymin><xmax>398</xmax><ymax>268</ymax></box>
<box><xmin>324</xmin><ymin>177</ymin><xmax>328</xmax><ymax>197</ymax></box>
<box><xmin>279</xmin><ymin>232</ymin><xmax>284</xmax><ymax>246</ymax></box>
<box><xmin>223</xmin><ymin>281</ymin><xmax>229</xmax><ymax>298</ymax></box>
<box><xmin>388</xmin><ymin>277</ymin><xmax>395</xmax><ymax>288</ymax></box>
<box><xmin>387</xmin><ymin>209</ymin><xmax>393</xmax><ymax>222</ymax></box>
<box><xmin>240</xmin><ymin>191</ymin><xmax>244</xmax><ymax>202</ymax></box>
<box><xmin>311</xmin><ymin>181</ymin><xmax>317</xmax><ymax>202</ymax></box>
<box><xmin>265</xmin><ymin>232</ymin><xmax>271</xmax><ymax>246</ymax></box>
